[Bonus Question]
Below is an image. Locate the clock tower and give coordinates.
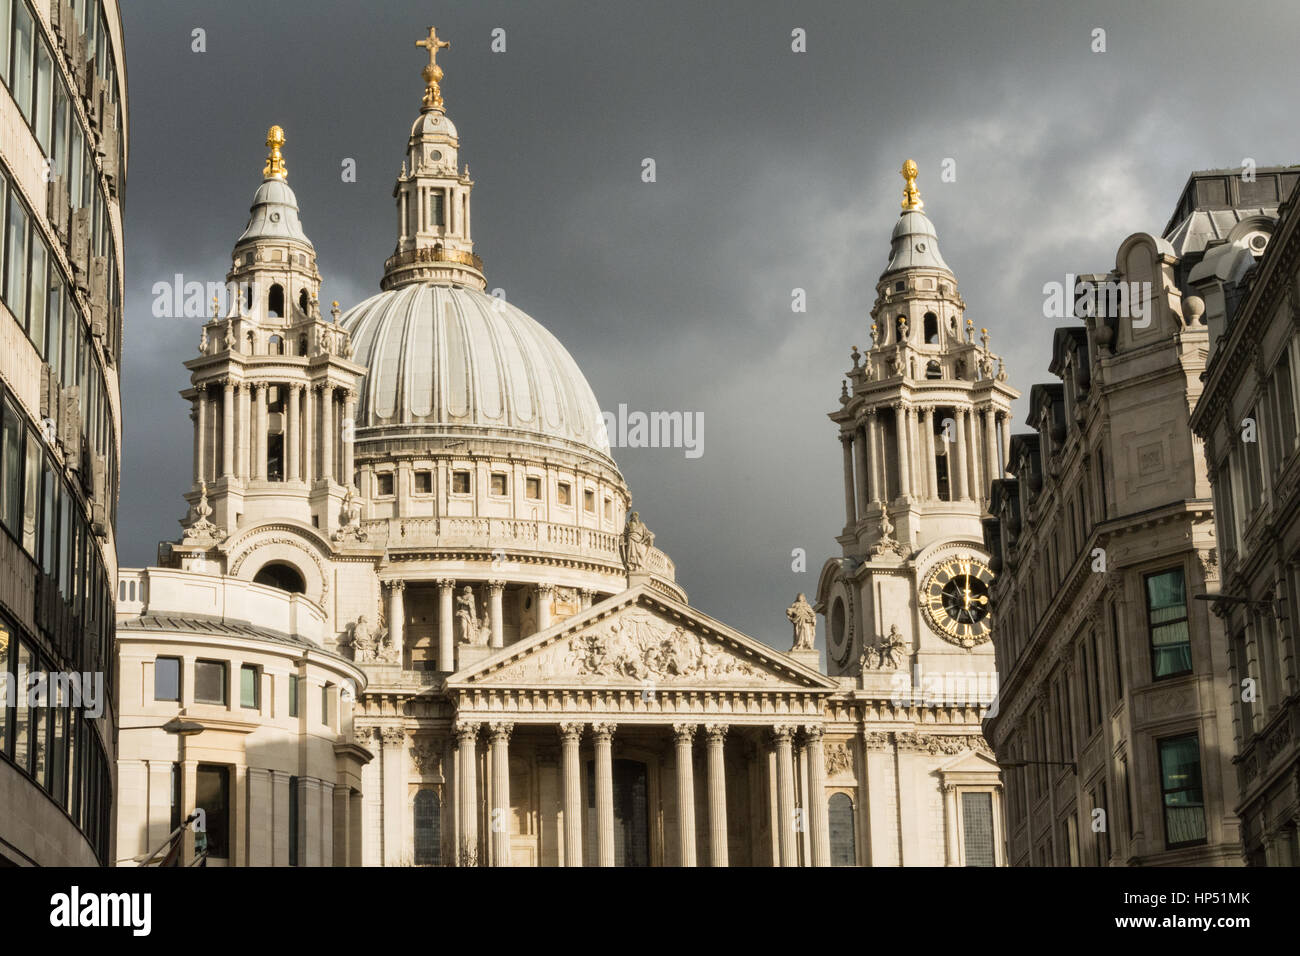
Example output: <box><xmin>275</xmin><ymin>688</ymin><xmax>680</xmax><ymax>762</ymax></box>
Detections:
<box><xmin>816</xmin><ymin>162</ymin><xmax>1018</xmax><ymax>703</ymax></box>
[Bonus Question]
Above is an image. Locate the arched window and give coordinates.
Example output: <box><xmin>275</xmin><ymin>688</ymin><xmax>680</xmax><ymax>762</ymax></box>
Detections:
<box><xmin>926</xmin><ymin>360</ymin><xmax>942</xmax><ymax>380</ymax></box>
<box><xmin>828</xmin><ymin>793</ymin><xmax>856</xmax><ymax>866</ymax></box>
<box><xmin>269</xmin><ymin>334</ymin><xmax>284</xmax><ymax>355</ymax></box>
<box><xmin>414</xmin><ymin>789</ymin><xmax>441</xmax><ymax>865</ymax></box>
<box><xmin>298</xmin><ymin>334</ymin><xmax>308</xmax><ymax>356</ymax></box>
<box><xmin>924</xmin><ymin>312</ymin><xmax>939</xmax><ymax>344</ymax></box>
<box><xmin>253</xmin><ymin>562</ymin><xmax>305</xmax><ymax>594</ymax></box>
<box><xmin>299</xmin><ymin>289</ymin><xmax>310</xmax><ymax>314</ymax></box>
<box><xmin>268</xmin><ymin>284</ymin><xmax>285</xmax><ymax>318</ymax></box>
<box><xmin>246</xmin><ymin>331</ymin><xmax>255</xmax><ymax>354</ymax></box>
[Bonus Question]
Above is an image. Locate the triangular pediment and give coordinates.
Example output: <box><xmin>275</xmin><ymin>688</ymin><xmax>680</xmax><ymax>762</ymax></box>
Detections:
<box><xmin>448</xmin><ymin>586</ymin><xmax>837</xmax><ymax>691</ymax></box>
<box><xmin>937</xmin><ymin>748</ymin><xmax>1001</xmax><ymax>775</ymax></box>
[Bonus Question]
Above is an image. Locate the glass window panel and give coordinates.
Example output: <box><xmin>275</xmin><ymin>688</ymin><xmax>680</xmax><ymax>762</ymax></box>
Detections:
<box><xmin>40</xmin><ymin>458</ymin><xmax>54</xmax><ymax>574</ymax></box>
<box><xmin>194</xmin><ymin>765</ymin><xmax>230</xmax><ymax>859</ymax></box>
<box><xmin>0</xmin><ymin>619</ymin><xmax>9</xmax><ymax>754</ymax></box>
<box><xmin>52</xmin><ymin>77</ymin><xmax>68</xmax><ymax>179</ymax></box>
<box><xmin>962</xmin><ymin>791</ymin><xmax>995</xmax><ymax>866</ymax></box>
<box><xmin>46</xmin><ymin>274</ymin><xmax>63</xmax><ymax>380</ymax></box>
<box><xmin>1</xmin><ymin>397</ymin><xmax>22</xmax><ymax>533</ymax></box>
<box><xmin>240</xmin><ymin>665</ymin><xmax>257</xmax><ymax>709</ymax></box>
<box><xmin>413</xmin><ymin>789</ymin><xmax>441</xmax><ymax>865</ymax></box>
<box><xmin>51</xmin><ymin>690</ymin><xmax>67</xmax><ymax>803</ymax></box>
<box><xmin>35</xmin><ymin>40</ymin><xmax>52</xmax><ymax>153</ymax></box>
<box><xmin>5</xmin><ymin>191</ymin><xmax>28</xmax><ymax>326</ymax></box>
<box><xmin>14</xmin><ymin>641</ymin><xmax>31</xmax><ymax>768</ymax></box>
<box><xmin>11</xmin><ymin>0</ymin><xmax>32</xmax><ymax>118</ymax></box>
<box><xmin>58</xmin><ymin>482</ymin><xmax>70</xmax><ymax>597</ymax></box>
<box><xmin>22</xmin><ymin>427</ymin><xmax>38</xmax><ymax>556</ymax></box>
<box><xmin>0</xmin><ymin>0</ymin><xmax>11</xmax><ymax>89</ymax></box>
<box><xmin>193</xmin><ymin>660</ymin><xmax>225</xmax><ymax>705</ymax></box>
<box><xmin>1159</xmin><ymin>734</ymin><xmax>1207</xmax><ymax>847</ymax></box>
<box><xmin>288</xmin><ymin>674</ymin><xmax>298</xmax><ymax>717</ymax></box>
<box><xmin>154</xmin><ymin>657</ymin><xmax>179</xmax><ymax>701</ymax></box>
<box><xmin>828</xmin><ymin>792</ymin><xmax>856</xmax><ymax>866</ymax></box>
<box><xmin>28</xmin><ymin>238</ymin><xmax>46</xmax><ymax>356</ymax></box>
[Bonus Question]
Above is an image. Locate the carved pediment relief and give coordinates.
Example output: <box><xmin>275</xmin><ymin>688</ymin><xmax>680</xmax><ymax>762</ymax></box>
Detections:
<box><xmin>456</xmin><ymin>589</ymin><xmax>836</xmax><ymax>690</ymax></box>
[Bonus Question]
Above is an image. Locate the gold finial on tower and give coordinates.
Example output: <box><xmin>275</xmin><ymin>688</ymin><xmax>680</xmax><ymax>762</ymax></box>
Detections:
<box><xmin>263</xmin><ymin>125</ymin><xmax>287</xmax><ymax>179</ymax></box>
<box><xmin>416</xmin><ymin>25</ymin><xmax>451</xmax><ymax>111</ymax></box>
<box><xmin>900</xmin><ymin>158</ymin><xmax>923</xmax><ymax>211</ymax></box>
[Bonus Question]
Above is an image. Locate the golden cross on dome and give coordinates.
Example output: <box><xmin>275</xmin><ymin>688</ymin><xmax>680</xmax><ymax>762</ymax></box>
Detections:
<box><xmin>900</xmin><ymin>158</ymin><xmax>923</xmax><ymax>211</ymax></box>
<box><xmin>416</xmin><ymin>26</ymin><xmax>451</xmax><ymax>110</ymax></box>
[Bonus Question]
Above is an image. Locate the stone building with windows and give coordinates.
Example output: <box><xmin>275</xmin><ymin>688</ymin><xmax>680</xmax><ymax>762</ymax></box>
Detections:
<box><xmin>0</xmin><ymin>0</ymin><xmax>126</xmax><ymax>867</ymax></box>
<box><xmin>981</xmin><ymin>168</ymin><xmax>1296</xmax><ymax>866</ymax></box>
<box><xmin>113</xmin><ymin>29</ymin><xmax>1008</xmax><ymax>867</ymax></box>
<box><xmin>1189</xmin><ymin>169</ymin><xmax>1300</xmax><ymax>866</ymax></box>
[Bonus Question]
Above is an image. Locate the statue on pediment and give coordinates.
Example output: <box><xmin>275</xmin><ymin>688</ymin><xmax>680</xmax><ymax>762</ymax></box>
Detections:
<box><xmin>624</xmin><ymin>512</ymin><xmax>655</xmax><ymax>571</ymax></box>
<box><xmin>786</xmin><ymin>593</ymin><xmax>816</xmax><ymax>651</ymax></box>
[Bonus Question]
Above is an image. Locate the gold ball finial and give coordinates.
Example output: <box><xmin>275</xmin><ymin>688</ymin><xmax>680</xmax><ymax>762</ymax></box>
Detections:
<box><xmin>264</xmin><ymin>125</ymin><xmax>287</xmax><ymax>179</ymax></box>
<box><xmin>900</xmin><ymin>158</ymin><xmax>923</xmax><ymax>211</ymax></box>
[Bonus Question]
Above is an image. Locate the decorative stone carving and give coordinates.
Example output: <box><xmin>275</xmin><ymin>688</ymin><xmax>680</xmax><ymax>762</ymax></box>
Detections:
<box><xmin>591</xmin><ymin>722</ymin><xmax>616</xmax><ymax>743</ymax></box>
<box><xmin>623</xmin><ymin>511</ymin><xmax>655</xmax><ymax>571</ymax></box>
<box><xmin>558</xmin><ymin>722</ymin><xmax>584</xmax><ymax>743</ymax></box>
<box><xmin>566</xmin><ymin>611</ymin><xmax>758</xmax><ymax>682</ymax></box>
<box><xmin>825</xmin><ymin>741</ymin><xmax>854</xmax><ymax>776</ymax></box>
<box><xmin>348</xmin><ymin>615</ymin><xmax>376</xmax><ymax>662</ymax></box>
<box><xmin>1197</xmin><ymin>548</ymin><xmax>1219</xmax><ymax>581</ymax></box>
<box><xmin>410</xmin><ymin>742</ymin><xmax>441</xmax><ymax>776</ymax></box>
<box><xmin>872</xmin><ymin>509</ymin><xmax>907</xmax><ymax>557</ymax></box>
<box><xmin>332</xmin><ymin>487</ymin><xmax>367</xmax><ymax>543</ymax></box>
<box><xmin>895</xmin><ymin>731</ymin><xmax>993</xmax><ymax>756</ymax></box>
<box><xmin>488</xmin><ymin>721</ymin><xmax>514</xmax><ymax>742</ymax></box>
<box><xmin>704</xmin><ymin>723</ymin><xmax>728</xmax><ymax>744</ymax></box>
<box><xmin>860</xmin><ymin>624</ymin><xmax>908</xmax><ymax>671</ymax></box>
<box><xmin>862</xmin><ymin>731</ymin><xmax>893</xmax><ymax>752</ymax></box>
<box><xmin>181</xmin><ymin>480</ymin><xmax>223</xmax><ymax>544</ymax></box>
<box><xmin>381</xmin><ymin>726</ymin><xmax>406</xmax><ymax>747</ymax></box>
<box><xmin>786</xmin><ymin>593</ymin><xmax>816</xmax><ymax>651</ymax></box>
<box><xmin>455</xmin><ymin>585</ymin><xmax>483</xmax><ymax>645</ymax></box>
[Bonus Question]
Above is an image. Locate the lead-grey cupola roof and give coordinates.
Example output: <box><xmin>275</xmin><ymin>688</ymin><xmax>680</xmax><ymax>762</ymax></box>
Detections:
<box><xmin>883</xmin><ymin>209</ymin><xmax>951</xmax><ymax>275</ymax></box>
<box><xmin>236</xmin><ymin>176</ymin><xmax>313</xmax><ymax>249</ymax></box>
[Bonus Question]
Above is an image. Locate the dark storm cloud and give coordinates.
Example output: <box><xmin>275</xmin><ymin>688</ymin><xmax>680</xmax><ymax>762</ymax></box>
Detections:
<box><xmin>118</xmin><ymin>0</ymin><xmax>1300</xmax><ymax>649</ymax></box>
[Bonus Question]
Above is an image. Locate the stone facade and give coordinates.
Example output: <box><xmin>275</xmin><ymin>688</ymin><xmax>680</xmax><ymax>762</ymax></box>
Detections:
<box><xmin>0</xmin><ymin>0</ymin><xmax>126</xmax><ymax>867</ymax></box>
<box><xmin>982</xmin><ymin>168</ymin><xmax>1297</xmax><ymax>865</ymax></box>
<box><xmin>1190</xmin><ymin>168</ymin><xmax>1300</xmax><ymax>866</ymax></box>
<box><xmin>112</xmin><ymin>32</ymin><xmax>1005</xmax><ymax>867</ymax></box>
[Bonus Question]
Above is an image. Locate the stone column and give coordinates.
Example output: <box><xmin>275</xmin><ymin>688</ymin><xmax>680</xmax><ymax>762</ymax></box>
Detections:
<box><xmin>943</xmin><ymin>783</ymin><xmax>960</xmax><ymax>866</ymax></box>
<box><xmin>489</xmin><ymin>722</ymin><xmax>513</xmax><ymax>867</ymax></box>
<box><xmin>866</xmin><ymin>412</ymin><xmax>882</xmax><ymax>504</ymax></box>
<box><xmin>253</xmin><ymin>384</ymin><xmax>267</xmax><ymax>479</ymax></box>
<box><xmin>221</xmin><ymin>380</ymin><xmax>234</xmax><ymax>477</ymax></box>
<box><xmin>559</xmin><ymin>722</ymin><xmax>584</xmax><ymax>866</ymax></box>
<box><xmin>853</xmin><ymin>424</ymin><xmax>870</xmax><ymax>518</ymax></box>
<box><xmin>387</xmin><ymin>581</ymin><xmax>405</xmax><ymax>662</ymax></box>
<box><xmin>286</xmin><ymin>384</ymin><xmax>301</xmax><ymax>482</ymax></box>
<box><xmin>893</xmin><ymin>404</ymin><xmax>911</xmax><ymax>501</ymax></box>
<box><xmin>968</xmin><ymin>409</ymin><xmax>982</xmax><ymax>503</ymax></box>
<box><xmin>673</xmin><ymin>724</ymin><xmax>698</xmax><ymax>867</ymax></box>
<box><xmin>1000</xmin><ymin>411</ymin><xmax>1012</xmax><ymax>477</ymax></box>
<box><xmin>381</xmin><ymin>727</ymin><xmax>405</xmax><ymax>867</ymax></box>
<box><xmin>592</xmin><ymin>722</ymin><xmax>616</xmax><ymax>867</ymax></box>
<box><xmin>321</xmin><ymin>386</ymin><xmax>334</xmax><ymax>485</ymax></box>
<box><xmin>983</xmin><ymin>406</ymin><xmax>998</xmax><ymax>496</ymax></box>
<box><xmin>437</xmin><ymin>579</ymin><xmax>455</xmax><ymax>670</ymax></box>
<box><xmin>953</xmin><ymin>408</ymin><xmax>969</xmax><ymax>501</ymax></box>
<box><xmin>805</xmin><ymin>725</ymin><xmax>831</xmax><ymax>867</ymax></box>
<box><xmin>488</xmin><ymin>580</ymin><xmax>505</xmax><ymax>649</ymax></box>
<box><xmin>705</xmin><ymin>723</ymin><xmax>729</xmax><ymax>867</ymax></box>
<box><xmin>536</xmin><ymin>583</ymin><xmax>554</xmax><ymax>632</ymax></box>
<box><xmin>923</xmin><ymin>407</ymin><xmax>938</xmax><ymax>500</ymax></box>
<box><xmin>773</xmin><ymin>725</ymin><xmax>798</xmax><ymax>867</ymax></box>
<box><xmin>455</xmin><ymin>722</ymin><xmax>479</xmax><ymax>864</ymax></box>
<box><xmin>194</xmin><ymin>393</ymin><xmax>207</xmax><ymax>483</ymax></box>
<box><xmin>237</xmin><ymin>382</ymin><xmax>250</xmax><ymax>479</ymax></box>
<box><xmin>303</xmin><ymin>383</ymin><xmax>316</xmax><ymax>484</ymax></box>
<box><xmin>342</xmin><ymin>389</ymin><xmax>356</xmax><ymax>487</ymax></box>
<box><xmin>840</xmin><ymin>433</ymin><xmax>857</xmax><ymax>527</ymax></box>
<box><xmin>579</xmin><ymin>588</ymin><xmax>596</xmax><ymax>610</ymax></box>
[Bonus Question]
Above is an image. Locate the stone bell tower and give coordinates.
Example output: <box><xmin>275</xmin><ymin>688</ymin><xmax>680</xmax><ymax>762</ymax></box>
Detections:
<box><xmin>170</xmin><ymin>127</ymin><xmax>367</xmax><ymax>571</ymax></box>
<box><xmin>816</xmin><ymin>161</ymin><xmax>1019</xmax><ymax>685</ymax></box>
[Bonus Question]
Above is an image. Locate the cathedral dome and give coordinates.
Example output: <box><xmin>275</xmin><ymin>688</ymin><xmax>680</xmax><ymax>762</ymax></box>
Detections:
<box><xmin>341</xmin><ymin>282</ymin><xmax>613</xmax><ymax>460</ymax></box>
<box><xmin>236</xmin><ymin>176</ymin><xmax>313</xmax><ymax>248</ymax></box>
<box><xmin>883</xmin><ymin>209</ymin><xmax>950</xmax><ymax>275</ymax></box>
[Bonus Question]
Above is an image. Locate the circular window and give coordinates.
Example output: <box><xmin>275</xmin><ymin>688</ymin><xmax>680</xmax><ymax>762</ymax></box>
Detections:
<box><xmin>1250</xmin><ymin>233</ymin><xmax>1268</xmax><ymax>251</ymax></box>
<box><xmin>916</xmin><ymin>242</ymin><xmax>927</xmax><ymax>253</ymax></box>
<box><xmin>431</xmin><ymin>150</ymin><xmax>443</xmax><ymax>161</ymax></box>
<box><xmin>831</xmin><ymin>597</ymin><xmax>845</xmax><ymax>646</ymax></box>
<box><xmin>269</xmin><ymin>211</ymin><xmax>281</xmax><ymax>223</ymax></box>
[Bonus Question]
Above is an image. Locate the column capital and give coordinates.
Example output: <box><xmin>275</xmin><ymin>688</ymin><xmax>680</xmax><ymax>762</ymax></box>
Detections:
<box><xmin>488</xmin><ymin>721</ymin><xmax>514</xmax><ymax>742</ymax></box>
<box><xmin>803</xmin><ymin>724</ymin><xmax>825</xmax><ymax>743</ymax></box>
<box><xmin>487</xmin><ymin>579</ymin><xmax>506</xmax><ymax>592</ymax></box>
<box><xmin>840</xmin><ymin>431</ymin><xmax>855</xmax><ymax>445</ymax></box>
<box><xmin>385</xmin><ymin>579</ymin><xmax>406</xmax><ymax>592</ymax></box>
<box><xmin>454</xmin><ymin>721</ymin><xmax>480</xmax><ymax>743</ymax></box>
<box><xmin>436</xmin><ymin>577</ymin><xmax>456</xmax><ymax>589</ymax></box>
<box><xmin>591</xmin><ymin>722</ymin><xmax>617</xmax><ymax>743</ymax></box>
<box><xmin>672</xmin><ymin>723</ymin><xmax>697</xmax><ymax>744</ymax></box>
<box><xmin>579</xmin><ymin>588</ymin><xmax>597</xmax><ymax>601</ymax></box>
<box><xmin>537</xmin><ymin>581</ymin><xmax>555</xmax><ymax>596</ymax></box>
<box><xmin>770</xmin><ymin>724</ymin><xmax>797</xmax><ymax>745</ymax></box>
<box><xmin>380</xmin><ymin>726</ymin><xmax>406</xmax><ymax>747</ymax></box>
<box><xmin>558</xmin><ymin>721</ymin><xmax>584</xmax><ymax>743</ymax></box>
<box><xmin>704</xmin><ymin>723</ymin><xmax>729</xmax><ymax>744</ymax></box>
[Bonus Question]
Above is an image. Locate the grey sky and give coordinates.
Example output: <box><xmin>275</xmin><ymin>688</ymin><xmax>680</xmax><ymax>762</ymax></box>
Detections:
<box><xmin>117</xmin><ymin>0</ymin><xmax>1300</xmax><ymax>649</ymax></box>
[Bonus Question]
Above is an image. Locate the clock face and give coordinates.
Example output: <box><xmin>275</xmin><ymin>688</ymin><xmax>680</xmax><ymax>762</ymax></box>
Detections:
<box><xmin>922</xmin><ymin>556</ymin><xmax>995</xmax><ymax>647</ymax></box>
